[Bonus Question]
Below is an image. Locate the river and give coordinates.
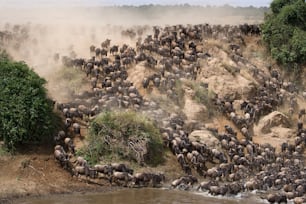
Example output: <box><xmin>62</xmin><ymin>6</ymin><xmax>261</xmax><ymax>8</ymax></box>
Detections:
<box><xmin>17</xmin><ymin>188</ymin><xmax>266</xmax><ymax>204</ymax></box>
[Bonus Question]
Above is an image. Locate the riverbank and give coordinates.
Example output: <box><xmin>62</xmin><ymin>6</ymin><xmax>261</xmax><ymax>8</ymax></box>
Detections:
<box><xmin>0</xmin><ymin>7</ymin><xmax>305</xmax><ymax>203</ymax></box>
<box><xmin>0</xmin><ymin>144</ymin><xmax>184</xmax><ymax>203</ymax></box>
<box><xmin>0</xmin><ymin>148</ymin><xmax>122</xmax><ymax>204</ymax></box>
<box><xmin>14</xmin><ymin>188</ymin><xmax>267</xmax><ymax>204</ymax></box>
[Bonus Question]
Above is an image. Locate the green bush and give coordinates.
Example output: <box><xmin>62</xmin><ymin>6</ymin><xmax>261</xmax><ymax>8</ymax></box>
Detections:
<box><xmin>78</xmin><ymin>110</ymin><xmax>164</xmax><ymax>166</ymax></box>
<box><xmin>261</xmin><ymin>0</ymin><xmax>306</xmax><ymax>68</ymax></box>
<box><xmin>0</xmin><ymin>52</ymin><xmax>56</xmax><ymax>151</ymax></box>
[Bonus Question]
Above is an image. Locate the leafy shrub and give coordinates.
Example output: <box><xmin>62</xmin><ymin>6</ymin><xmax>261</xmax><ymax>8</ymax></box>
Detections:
<box><xmin>0</xmin><ymin>144</ymin><xmax>10</xmax><ymax>156</ymax></box>
<box><xmin>0</xmin><ymin>52</ymin><xmax>56</xmax><ymax>151</ymax></box>
<box><xmin>77</xmin><ymin>110</ymin><xmax>164</xmax><ymax>166</ymax></box>
<box><xmin>261</xmin><ymin>0</ymin><xmax>306</xmax><ymax>68</ymax></box>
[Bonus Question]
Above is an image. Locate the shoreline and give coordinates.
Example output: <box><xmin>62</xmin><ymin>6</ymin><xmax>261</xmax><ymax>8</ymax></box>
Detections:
<box><xmin>4</xmin><ymin>185</ymin><xmax>269</xmax><ymax>204</ymax></box>
<box><xmin>0</xmin><ymin>153</ymin><xmax>120</xmax><ymax>204</ymax></box>
<box><xmin>1</xmin><ymin>180</ymin><xmax>122</xmax><ymax>204</ymax></box>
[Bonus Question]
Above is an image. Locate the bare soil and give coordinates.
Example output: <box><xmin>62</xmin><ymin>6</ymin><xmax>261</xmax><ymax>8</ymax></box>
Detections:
<box><xmin>0</xmin><ymin>145</ymin><xmax>185</xmax><ymax>203</ymax></box>
<box><xmin>0</xmin><ymin>146</ymin><xmax>115</xmax><ymax>203</ymax></box>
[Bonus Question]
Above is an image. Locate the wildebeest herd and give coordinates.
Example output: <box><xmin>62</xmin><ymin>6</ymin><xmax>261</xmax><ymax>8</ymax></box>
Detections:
<box><xmin>1</xmin><ymin>22</ymin><xmax>305</xmax><ymax>203</ymax></box>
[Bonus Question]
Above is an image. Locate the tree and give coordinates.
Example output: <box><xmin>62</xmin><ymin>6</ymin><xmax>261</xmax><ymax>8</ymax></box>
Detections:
<box><xmin>0</xmin><ymin>52</ymin><xmax>56</xmax><ymax>151</ymax></box>
<box><xmin>261</xmin><ymin>0</ymin><xmax>306</xmax><ymax>69</ymax></box>
<box><xmin>270</xmin><ymin>0</ymin><xmax>293</xmax><ymax>14</ymax></box>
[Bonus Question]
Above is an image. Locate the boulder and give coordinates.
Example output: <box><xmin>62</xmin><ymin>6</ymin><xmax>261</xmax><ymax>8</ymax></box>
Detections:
<box><xmin>189</xmin><ymin>129</ymin><xmax>220</xmax><ymax>148</ymax></box>
<box><xmin>255</xmin><ymin>111</ymin><xmax>291</xmax><ymax>134</ymax></box>
<box><xmin>302</xmin><ymin>91</ymin><xmax>306</xmax><ymax>99</ymax></box>
<box><xmin>253</xmin><ymin>111</ymin><xmax>295</xmax><ymax>151</ymax></box>
<box><xmin>200</xmin><ymin>75</ymin><xmax>254</xmax><ymax>100</ymax></box>
<box><xmin>197</xmin><ymin>51</ymin><xmax>255</xmax><ymax>100</ymax></box>
<box><xmin>293</xmin><ymin>197</ymin><xmax>305</xmax><ymax>204</ymax></box>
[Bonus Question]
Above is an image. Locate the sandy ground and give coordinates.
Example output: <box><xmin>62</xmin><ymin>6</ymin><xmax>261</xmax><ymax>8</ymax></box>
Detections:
<box><xmin>0</xmin><ymin>147</ymin><xmax>115</xmax><ymax>203</ymax></box>
<box><xmin>0</xmin><ymin>145</ymin><xmax>184</xmax><ymax>204</ymax></box>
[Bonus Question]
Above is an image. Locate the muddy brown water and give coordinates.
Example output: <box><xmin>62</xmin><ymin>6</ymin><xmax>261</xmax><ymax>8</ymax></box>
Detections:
<box><xmin>17</xmin><ymin>188</ymin><xmax>266</xmax><ymax>204</ymax></box>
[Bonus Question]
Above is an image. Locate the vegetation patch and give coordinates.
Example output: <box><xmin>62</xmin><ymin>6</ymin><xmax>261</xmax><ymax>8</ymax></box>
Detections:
<box><xmin>221</xmin><ymin>63</ymin><xmax>240</xmax><ymax>76</ymax></box>
<box><xmin>261</xmin><ymin>0</ymin><xmax>306</xmax><ymax>71</ymax></box>
<box><xmin>77</xmin><ymin>110</ymin><xmax>164</xmax><ymax>166</ymax></box>
<box><xmin>0</xmin><ymin>144</ymin><xmax>10</xmax><ymax>157</ymax></box>
<box><xmin>184</xmin><ymin>80</ymin><xmax>217</xmax><ymax>119</ymax></box>
<box><xmin>206</xmin><ymin>39</ymin><xmax>225</xmax><ymax>50</ymax></box>
<box><xmin>150</xmin><ymin>94</ymin><xmax>180</xmax><ymax>115</ymax></box>
<box><xmin>0</xmin><ymin>51</ymin><xmax>57</xmax><ymax>151</ymax></box>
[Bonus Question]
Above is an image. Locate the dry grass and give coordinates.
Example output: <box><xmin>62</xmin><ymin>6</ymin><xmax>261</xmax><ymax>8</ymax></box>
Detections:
<box><xmin>243</xmin><ymin>36</ymin><xmax>269</xmax><ymax>60</ymax></box>
<box><xmin>221</xmin><ymin>63</ymin><xmax>240</xmax><ymax>76</ymax></box>
<box><xmin>149</xmin><ymin>94</ymin><xmax>181</xmax><ymax>115</ymax></box>
<box><xmin>183</xmin><ymin>80</ymin><xmax>217</xmax><ymax>120</ymax></box>
<box><xmin>205</xmin><ymin>39</ymin><xmax>226</xmax><ymax>50</ymax></box>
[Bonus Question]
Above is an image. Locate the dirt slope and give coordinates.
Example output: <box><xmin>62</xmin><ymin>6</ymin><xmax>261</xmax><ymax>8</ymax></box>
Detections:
<box><xmin>0</xmin><ymin>8</ymin><xmax>305</xmax><ymax>202</ymax></box>
<box><xmin>0</xmin><ymin>154</ymin><xmax>104</xmax><ymax>202</ymax></box>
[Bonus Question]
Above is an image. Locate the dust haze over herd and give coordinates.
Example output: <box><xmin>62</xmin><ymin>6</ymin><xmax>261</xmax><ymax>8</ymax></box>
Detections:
<box><xmin>0</xmin><ymin>2</ymin><xmax>267</xmax><ymax>102</ymax></box>
<box><xmin>0</xmin><ymin>0</ymin><xmax>271</xmax><ymax>7</ymax></box>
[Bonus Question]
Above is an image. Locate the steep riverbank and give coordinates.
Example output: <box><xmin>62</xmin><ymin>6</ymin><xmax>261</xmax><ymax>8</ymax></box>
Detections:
<box><xmin>0</xmin><ymin>143</ymin><xmax>185</xmax><ymax>203</ymax></box>
<box><xmin>0</xmin><ymin>6</ymin><xmax>305</xmax><ymax>203</ymax></box>
<box><xmin>0</xmin><ymin>150</ymin><xmax>117</xmax><ymax>203</ymax></box>
<box><xmin>15</xmin><ymin>188</ymin><xmax>266</xmax><ymax>204</ymax></box>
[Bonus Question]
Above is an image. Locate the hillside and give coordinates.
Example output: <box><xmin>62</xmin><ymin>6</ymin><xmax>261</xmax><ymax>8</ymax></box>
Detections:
<box><xmin>0</xmin><ymin>8</ymin><xmax>306</xmax><ymax>203</ymax></box>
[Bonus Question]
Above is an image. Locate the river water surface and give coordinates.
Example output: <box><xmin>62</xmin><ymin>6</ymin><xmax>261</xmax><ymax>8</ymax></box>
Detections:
<box><xmin>17</xmin><ymin>188</ymin><xmax>266</xmax><ymax>204</ymax></box>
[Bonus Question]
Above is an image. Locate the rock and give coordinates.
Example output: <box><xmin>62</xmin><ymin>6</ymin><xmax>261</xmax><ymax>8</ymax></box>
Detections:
<box><xmin>198</xmin><ymin>52</ymin><xmax>255</xmax><ymax>100</ymax></box>
<box><xmin>189</xmin><ymin>129</ymin><xmax>220</xmax><ymax>148</ymax></box>
<box><xmin>293</xmin><ymin>197</ymin><xmax>305</xmax><ymax>204</ymax></box>
<box><xmin>256</xmin><ymin>111</ymin><xmax>291</xmax><ymax>134</ymax></box>
<box><xmin>302</xmin><ymin>91</ymin><xmax>306</xmax><ymax>99</ymax></box>
<box><xmin>253</xmin><ymin>111</ymin><xmax>295</xmax><ymax>151</ymax></box>
<box><xmin>203</xmin><ymin>75</ymin><xmax>254</xmax><ymax>100</ymax></box>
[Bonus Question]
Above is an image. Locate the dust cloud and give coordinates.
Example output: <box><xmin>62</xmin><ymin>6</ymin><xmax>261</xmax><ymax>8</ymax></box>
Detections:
<box><xmin>0</xmin><ymin>5</ymin><xmax>264</xmax><ymax>102</ymax></box>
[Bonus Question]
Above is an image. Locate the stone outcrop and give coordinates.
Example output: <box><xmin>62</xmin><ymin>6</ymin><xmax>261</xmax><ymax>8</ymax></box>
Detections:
<box><xmin>189</xmin><ymin>129</ymin><xmax>220</xmax><ymax>148</ymax></box>
<box><xmin>255</xmin><ymin>111</ymin><xmax>291</xmax><ymax>134</ymax></box>
<box><xmin>253</xmin><ymin>111</ymin><xmax>295</xmax><ymax>150</ymax></box>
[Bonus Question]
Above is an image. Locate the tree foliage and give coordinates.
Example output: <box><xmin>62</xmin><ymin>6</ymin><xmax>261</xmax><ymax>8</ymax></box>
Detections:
<box><xmin>261</xmin><ymin>0</ymin><xmax>306</xmax><ymax>67</ymax></box>
<box><xmin>0</xmin><ymin>52</ymin><xmax>56</xmax><ymax>151</ymax></box>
